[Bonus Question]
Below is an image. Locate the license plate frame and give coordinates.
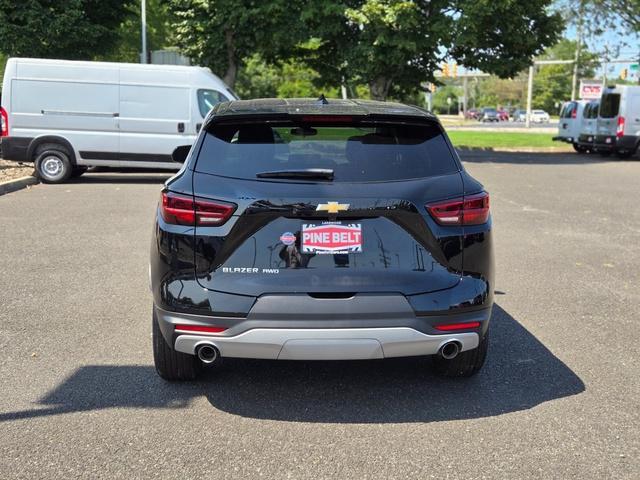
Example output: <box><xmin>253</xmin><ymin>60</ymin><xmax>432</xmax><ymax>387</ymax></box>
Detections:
<box><xmin>301</xmin><ymin>222</ymin><xmax>363</xmax><ymax>255</ymax></box>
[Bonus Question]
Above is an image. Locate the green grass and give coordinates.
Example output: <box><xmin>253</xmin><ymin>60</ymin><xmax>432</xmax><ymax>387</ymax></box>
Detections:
<box><xmin>447</xmin><ymin>131</ymin><xmax>558</xmax><ymax>149</ymax></box>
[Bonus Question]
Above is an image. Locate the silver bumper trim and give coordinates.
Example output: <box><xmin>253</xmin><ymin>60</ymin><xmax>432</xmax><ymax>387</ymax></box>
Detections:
<box><xmin>174</xmin><ymin>328</ymin><xmax>479</xmax><ymax>361</ymax></box>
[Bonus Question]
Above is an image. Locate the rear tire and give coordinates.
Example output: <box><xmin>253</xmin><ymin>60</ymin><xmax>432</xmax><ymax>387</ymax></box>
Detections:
<box><xmin>573</xmin><ymin>143</ymin><xmax>588</xmax><ymax>154</ymax></box>
<box><xmin>432</xmin><ymin>333</ymin><xmax>488</xmax><ymax>378</ymax></box>
<box><xmin>34</xmin><ymin>143</ymin><xmax>73</xmax><ymax>183</ymax></box>
<box><xmin>152</xmin><ymin>309</ymin><xmax>201</xmax><ymax>381</ymax></box>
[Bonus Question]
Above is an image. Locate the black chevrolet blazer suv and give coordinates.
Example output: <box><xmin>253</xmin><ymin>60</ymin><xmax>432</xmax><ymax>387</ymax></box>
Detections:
<box><xmin>150</xmin><ymin>98</ymin><xmax>494</xmax><ymax>381</ymax></box>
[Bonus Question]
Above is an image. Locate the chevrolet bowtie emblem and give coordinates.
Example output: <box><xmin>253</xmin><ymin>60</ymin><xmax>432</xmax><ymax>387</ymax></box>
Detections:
<box><xmin>316</xmin><ymin>201</ymin><xmax>350</xmax><ymax>213</ymax></box>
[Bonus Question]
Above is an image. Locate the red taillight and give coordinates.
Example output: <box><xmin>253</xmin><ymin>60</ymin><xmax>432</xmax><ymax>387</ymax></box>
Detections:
<box><xmin>1</xmin><ymin>107</ymin><xmax>8</xmax><ymax>137</ymax></box>
<box><xmin>427</xmin><ymin>192</ymin><xmax>490</xmax><ymax>226</ymax></box>
<box><xmin>174</xmin><ymin>324</ymin><xmax>227</xmax><ymax>334</ymax></box>
<box><xmin>434</xmin><ymin>321</ymin><xmax>481</xmax><ymax>331</ymax></box>
<box><xmin>160</xmin><ymin>191</ymin><xmax>236</xmax><ymax>226</ymax></box>
<box><xmin>616</xmin><ymin>116</ymin><xmax>625</xmax><ymax>138</ymax></box>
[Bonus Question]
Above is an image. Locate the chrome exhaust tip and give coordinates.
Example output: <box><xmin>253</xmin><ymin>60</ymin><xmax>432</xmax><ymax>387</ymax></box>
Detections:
<box><xmin>439</xmin><ymin>341</ymin><xmax>461</xmax><ymax>360</ymax></box>
<box><xmin>196</xmin><ymin>344</ymin><xmax>219</xmax><ymax>364</ymax></box>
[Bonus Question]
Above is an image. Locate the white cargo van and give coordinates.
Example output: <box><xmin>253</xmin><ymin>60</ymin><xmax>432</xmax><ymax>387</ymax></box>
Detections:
<box><xmin>595</xmin><ymin>85</ymin><xmax>640</xmax><ymax>158</ymax></box>
<box><xmin>0</xmin><ymin>57</ymin><xmax>237</xmax><ymax>182</ymax></box>
<box><xmin>553</xmin><ymin>100</ymin><xmax>589</xmax><ymax>151</ymax></box>
<box><xmin>575</xmin><ymin>100</ymin><xmax>599</xmax><ymax>153</ymax></box>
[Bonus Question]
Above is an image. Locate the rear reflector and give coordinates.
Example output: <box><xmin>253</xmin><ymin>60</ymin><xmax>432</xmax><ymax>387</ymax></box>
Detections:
<box><xmin>434</xmin><ymin>321</ymin><xmax>481</xmax><ymax>331</ymax></box>
<box><xmin>616</xmin><ymin>116</ymin><xmax>625</xmax><ymax>138</ymax></box>
<box><xmin>427</xmin><ymin>192</ymin><xmax>490</xmax><ymax>226</ymax></box>
<box><xmin>160</xmin><ymin>191</ymin><xmax>236</xmax><ymax>226</ymax></box>
<box><xmin>174</xmin><ymin>324</ymin><xmax>227</xmax><ymax>334</ymax></box>
<box><xmin>1</xmin><ymin>107</ymin><xmax>8</xmax><ymax>137</ymax></box>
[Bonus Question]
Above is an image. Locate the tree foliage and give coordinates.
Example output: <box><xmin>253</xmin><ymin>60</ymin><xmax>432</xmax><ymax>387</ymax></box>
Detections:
<box><xmin>167</xmin><ymin>0</ymin><xmax>303</xmax><ymax>88</ymax></box>
<box><xmin>300</xmin><ymin>0</ymin><xmax>563</xmax><ymax>100</ymax></box>
<box><xmin>0</xmin><ymin>0</ymin><xmax>134</xmax><ymax>59</ymax></box>
<box><xmin>533</xmin><ymin>39</ymin><xmax>599</xmax><ymax>112</ymax></box>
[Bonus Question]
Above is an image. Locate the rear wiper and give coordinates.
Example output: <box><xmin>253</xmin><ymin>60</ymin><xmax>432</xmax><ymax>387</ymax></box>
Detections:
<box><xmin>256</xmin><ymin>168</ymin><xmax>334</xmax><ymax>180</ymax></box>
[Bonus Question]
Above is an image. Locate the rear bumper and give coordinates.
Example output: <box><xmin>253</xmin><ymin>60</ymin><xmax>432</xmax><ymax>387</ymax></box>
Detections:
<box><xmin>175</xmin><ymin>327</ymin><xmax>479</xmax><ymax>360</ymax></box>
<box><xmin>594</xmin><ymin>135</ymin><xmax>638</xmax><ymax>153</ymax></box>
<box><xmin>0</xmin><ymin>137</ymin><xmax>33</xmax><ymax>162</ymax></box>
<box><xmin>577</xmin><ymin>134</ymin><xmax>595</xmax><ymax>146</ymax></box>
<box><xmin>155</xmin><ymin>302</ymin><xmax>489</xmax><ymax>360</ymax></box>
<box><xmin>594</xmin><ymin>135</ymin><xmax>616</xmax><ymax>151</ymax></box>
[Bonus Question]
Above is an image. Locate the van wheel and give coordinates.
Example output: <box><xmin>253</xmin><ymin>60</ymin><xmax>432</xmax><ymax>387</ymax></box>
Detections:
<box><xmin>432</xmin><ymin>333</ymin><xmax>488</xmax><ymax>378</ymax></box>
<box><xmin>573</xmin><ymin>144</ymin><xmax>588</xmax><ymax>154</ymax></box>
<box><xmin>152</xmin><ymin>309</ymin><xmax>201</xmax><ymax>381</ymax></box>
<box><xmin>34</xmin><ymin>144</ymin><xmax>73</xmax><ymax>183</ymax></box>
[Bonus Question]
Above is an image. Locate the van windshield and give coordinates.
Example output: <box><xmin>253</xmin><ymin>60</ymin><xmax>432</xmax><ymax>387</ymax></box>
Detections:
<box><xmin>195</xmin><ymin>121</ymin><xmax>459</xmax><ymax>182</ymax></box>
<box><xmin>600</xmin><ymin>93</ymin><xmax>620</xmax><ymax>118</ymax></box>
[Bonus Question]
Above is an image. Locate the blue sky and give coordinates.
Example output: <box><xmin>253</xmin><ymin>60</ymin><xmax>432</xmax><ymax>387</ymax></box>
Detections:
<box><xmin>565</xmin><ymin>19</ymin><xmax>639</xmax><ymax>79</ymax></box>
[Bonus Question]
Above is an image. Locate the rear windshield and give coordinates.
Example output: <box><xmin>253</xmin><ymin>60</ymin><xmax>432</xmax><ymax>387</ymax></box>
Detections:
<box><xmin>561</xmin><ymin>102</ymin><xmax>577</xmax><ymax>118</ymax></box>
<box><xmin>195</xmin><ymin>121</ymin><xmax>458</xmax><ymax>182</ymax></box>
<box><xmin>600</xmin><ymin>93</ymin><xmax>620</xmax><ymax>118</ymax></box>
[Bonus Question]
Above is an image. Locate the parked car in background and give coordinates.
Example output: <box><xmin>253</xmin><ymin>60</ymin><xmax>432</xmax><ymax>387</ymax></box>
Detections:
<box><xmin>553</xmin><ymin>100</ymin><xmax>589</xmax><ymax>151</ymax></box>
<box><xmin>464</xmin><ymin>108</ymin><xmax>479</xmax><ymax>120</ymax></box>
<box><xmin>150</xmin><ymin>98</ymin><xmax>494</xmax><ymax>381</ymax></box>
<box><xmin>576</xmin><ymin>101</ymin><xmax>599</xmax><ymax>153</ymax></box>
<box><xmin>530</xmin><ymin>110</ymin><xmax>550</xmax><ymax>123</ymax></box>
<box><xmin>595</xmin><ymin>85</ymin><xmax>640</xmax><ymax>158</ymax></box>
<box><xmin>497</xmin><ymin>109</ymin><xmax>509</xmax><ymax>121</ymax></box>
<box><xmin>480</xmin><ymin>108</ymin><xmax>499</xmax><ymax>122</ymax></box>
<box><xmin>0</xmin><ymin>57</ymin><xmax>238</xmax><ymax>183</ymax></box>
<box><xmin>511</xmin><ymin>109</ymin><xmax>527</xmax><ymax>122</ymax></box>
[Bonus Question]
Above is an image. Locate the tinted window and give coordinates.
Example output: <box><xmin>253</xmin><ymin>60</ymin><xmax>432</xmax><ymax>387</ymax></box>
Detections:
<box><xmin>198</xmin><ymin>89</ymin><xmax>229</xmax><ymax>118</ymax></box>
<box><xmin>561</xmin><ymin>102</ymin><xmax>577</xmax><ymax>118</ymax></box>
<box><xmin>600</xmin><ymin>93</ymin><xmax>620</xmax><ymax>118</ymax></box>
<box><xmin>195</xmin><ymin>121</ymin><xmax>458</xmax><ymax>182</ymax></box>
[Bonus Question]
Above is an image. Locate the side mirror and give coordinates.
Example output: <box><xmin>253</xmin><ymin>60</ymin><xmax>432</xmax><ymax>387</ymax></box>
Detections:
<box><xmin>172</xmin><ymin>145</ymin><xmax>192</xmax><ymax>164</ymax></box>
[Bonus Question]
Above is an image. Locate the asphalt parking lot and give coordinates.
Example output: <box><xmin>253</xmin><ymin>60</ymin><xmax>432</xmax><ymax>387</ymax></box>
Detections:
<box><xmin>1</xmin><ymin>152</ymin><xmax>639</xmax><ymax>479</ymax></box>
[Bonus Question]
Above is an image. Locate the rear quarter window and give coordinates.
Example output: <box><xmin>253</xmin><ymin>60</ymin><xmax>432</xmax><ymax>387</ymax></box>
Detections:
<box><xmin>195</xmin><ymin>121</ymin><xmax>458</xmax><ymax>182</ymax></box>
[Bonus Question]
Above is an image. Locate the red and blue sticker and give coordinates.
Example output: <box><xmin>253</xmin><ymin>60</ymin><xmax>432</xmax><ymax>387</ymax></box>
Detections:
<box><xmin>280</xmin><ymin>232</ymin><xmax>296</xmax><ymax>246</ymax></box>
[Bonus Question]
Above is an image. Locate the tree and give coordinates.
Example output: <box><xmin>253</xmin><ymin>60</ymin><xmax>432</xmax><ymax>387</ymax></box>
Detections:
<box><xmin>102</xmin><ymin>0</ymin><xmax>176</xmax><ymax>63</ymax></box>
<box><xmin>167</xmin><ymin>0</ymin><xmax>303</xmax><ymax>88</ymax></box>
<box><xmin>301</xmin><ymin>0</ymin><xmax>563</xmax><ymax>100</ymax></box>
<box><xmin>532</xmin><ymin>39</ymin><xmax>599</xmax><ymax>112</ymax></box>
<box><xmin>0</xmin><ymin>0</ymin><xmax>134</xmax><ymax>59</ymax></box>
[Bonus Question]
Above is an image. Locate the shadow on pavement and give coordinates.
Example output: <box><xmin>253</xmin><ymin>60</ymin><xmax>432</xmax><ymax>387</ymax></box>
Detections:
<box><xmin>458</xmin><ymin>150</ymin><xmax>624</xmax><ymax>165</ymax></box>
<box><xmin>0</xmin><ymin>305</ymin><xmax>584</xmax><ymax>424</ymax></box>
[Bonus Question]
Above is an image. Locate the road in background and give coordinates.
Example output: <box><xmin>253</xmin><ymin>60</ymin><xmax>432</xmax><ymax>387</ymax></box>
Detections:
<box><xmin>0</xmin><ymin>155</ymin><xmax>638</xmax><ymax>479</ymax></box>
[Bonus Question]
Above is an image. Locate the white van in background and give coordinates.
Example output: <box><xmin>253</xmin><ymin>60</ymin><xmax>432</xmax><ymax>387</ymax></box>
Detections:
<box><xmin>576</xmin><ymin>100</ymin><xmax>599</xmax><ymax>153</ymax></box>
<box><xmin>595</xmin><ymin>85</ymin><xmax>640</xmax><ymax>158</ymax></box>
<box><xmin>553</xmin><ymin>100</ymin><xmax>589</xmax><ymax>152</ymax></box>
<box><xmin>0</xmin><ymin>57</ymin><xmax>237</xmax><ymax>182</ymax></box>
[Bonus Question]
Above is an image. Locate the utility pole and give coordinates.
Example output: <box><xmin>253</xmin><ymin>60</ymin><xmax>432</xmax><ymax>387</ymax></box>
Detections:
<box><xmin>602</xmin><ymin>43</ymin><xmax>609</xmax><ymax>87</ymax></box>
<box><xmin>463</xmin><ymin>76</ymin><xmax>468</xmax><ymax>117</ymax></box>
<box><xmin>141</xmin><ymin>0</ymin><xmax>148</xmax><ymax>64</ymax></box>
<box><xmin>571</xmin><ymin>0</ymin><xmax>584</xmax><ymax>100</ymax></box>
<box><xmin>526</xmin><ymin>65</ymin><xmax>534</xmax><ymax>128</ymax></box>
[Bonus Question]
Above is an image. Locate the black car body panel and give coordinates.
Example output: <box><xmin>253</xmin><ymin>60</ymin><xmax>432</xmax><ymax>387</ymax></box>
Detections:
<box><xmin>150</xmin><ymin>98</ymin><xmax>494</xmax><ymax>363</ymax></box>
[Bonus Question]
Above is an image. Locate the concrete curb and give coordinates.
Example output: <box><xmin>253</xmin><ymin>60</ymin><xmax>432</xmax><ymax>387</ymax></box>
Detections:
<box><xmin>456</xmin><ymin>147</ymin><xmax>573</xmax><ymax>154</ymax></box>
<box><xmin>0</xmin><ymin>176</ymin><xmax>39</xmax><ymax>196</ymax></box>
